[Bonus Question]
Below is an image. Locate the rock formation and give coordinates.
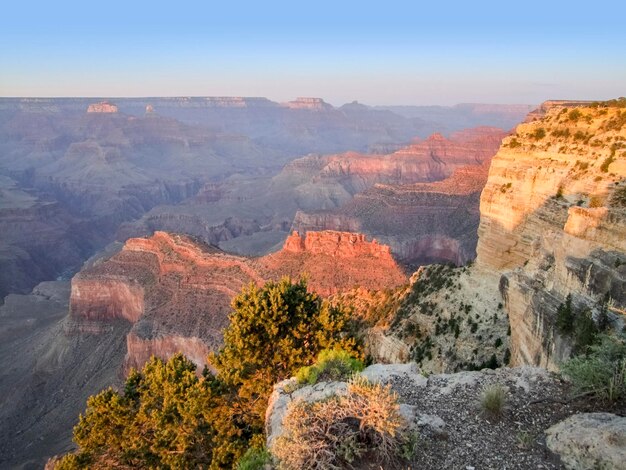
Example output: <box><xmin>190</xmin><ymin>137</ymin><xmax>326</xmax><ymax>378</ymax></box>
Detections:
<box><xmin>265</xmin><ymin>363</ymin><xmax>582</xmax><ymax>469</ymax></box>
<box><xmin>476</xmin><ymin>103</ymin><xmax>626</xmax><ymax>368</ymax></box>
<box><xmin>293</xmin><ymin>160</ymin><xmax>492</xmax><ymax>266</ymax></box>
<box><xmin>87</xmin><ymin>101</ymin><xmax>118</xmax><ymax>113</ymax></box>
<box><xmin>283</xmin><ymin>97</ymin><xmax>334</xmax><ymax>110</ymax></box>
<box><xmin>373</xmin><ymin>101</ymin><xmax>626</xmax><ymax>372</ymax></box>
<box><xmin>70</xmin><ymin>230</ymin><xmax>407</xmax><ymax>372</ymax></box>
<box><xmin>546</xmin><ymin>413</ymin><xmax>626</xmax><ymax>470</ymax></box>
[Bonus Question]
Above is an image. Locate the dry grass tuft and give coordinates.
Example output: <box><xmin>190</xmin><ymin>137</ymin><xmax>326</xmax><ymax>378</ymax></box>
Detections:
<box><xmin>273</xmin><ymin>376</ymin><xmax>411</xmax><ymax>469</ymax></box>
<box><xmin>480</xmin><ymin>383</ymin><xmax>507</xmax><ymax>418</ymax></box>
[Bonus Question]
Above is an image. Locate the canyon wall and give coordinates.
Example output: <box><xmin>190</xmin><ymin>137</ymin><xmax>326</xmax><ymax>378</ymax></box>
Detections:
<box><xmin>368</xmin><ymin>101</ymin><xmax>626</xmax><ymax>372</ymax></box>
<box><xmin>69</xmin><ymin>230</ymin><xmax>408</xmax><ymax>372</ymax></box>
<box><xmin>475</xmin><ymin>103</ymin><xmax>626</xmax><ymax>368</ymax></box>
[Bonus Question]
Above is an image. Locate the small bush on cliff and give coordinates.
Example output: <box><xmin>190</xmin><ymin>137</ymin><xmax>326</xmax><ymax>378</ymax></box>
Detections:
<box><xmin>531</xmin><ymin>127</ymin><xmax>546</xmax><ymax>140</ymax></box>
<box><xmin>561</xmin><ymin>332</ymin><xmax>626</xmax><ymax>402</ymax></box>
<box><xmin>236</xmin><ymin>447</ymin><xmax>271</xmax><ymax>470</ymax></box>
<box><xmin>296</xmin><ymin>348</ymin><xmax>364</xmax><ymax>385</ymax></box>
<box><xmin>556</xmin><ymin>294</ymin><xmax>575</xmax><ymax>334</ymax></box>
<box><xmin>273</xmin><ymin>376</ymin><xmax>411</xmax><ymax>470</ymax></box>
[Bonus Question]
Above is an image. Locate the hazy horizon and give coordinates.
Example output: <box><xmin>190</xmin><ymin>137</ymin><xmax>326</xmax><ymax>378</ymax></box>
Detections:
<box><xmin>1</xmin><ymin>0</ymin><xmax>625</xmax><ymax>105</ymax></box>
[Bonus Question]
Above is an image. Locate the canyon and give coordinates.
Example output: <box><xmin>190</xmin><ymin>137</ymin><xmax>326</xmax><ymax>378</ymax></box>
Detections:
<box><xmin>124</xmin><ymin>127</ymin><xmax>506</xmax><ymax>265</ymax></box>
<box><xmin>372</xmin><ymin>101</ymin><xmax>626</xmax><ymax>372</ymax></box>
<box><xmin>0</xmin><ymin>98</ymin><xmax>519</xmax><ymax>299</ymax></box>
<box><xmin>5</xmin><ymin>98</ymin><xmax>625</xmax><ymax>469</ymax></box>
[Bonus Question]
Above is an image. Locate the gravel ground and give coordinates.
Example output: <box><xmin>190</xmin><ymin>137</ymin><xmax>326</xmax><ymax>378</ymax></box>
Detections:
<box><xmin>382</xmin><ymin>367</ymin><xmax>625</xmax><ymax>470</ymax></box>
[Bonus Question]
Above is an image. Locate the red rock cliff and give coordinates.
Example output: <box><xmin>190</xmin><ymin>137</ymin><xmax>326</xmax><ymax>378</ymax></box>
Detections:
<box><xmin>70</xmin><ymin>230</ymin><xmax>407</xmax><ymax>372</ymax></box>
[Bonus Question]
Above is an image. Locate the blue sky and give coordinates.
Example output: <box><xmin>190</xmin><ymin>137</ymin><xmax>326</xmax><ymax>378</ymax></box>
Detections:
<box><xmin>1</xmin><ymin>0</ymin><xmax>625</xmax><ymax>105</ymax></box>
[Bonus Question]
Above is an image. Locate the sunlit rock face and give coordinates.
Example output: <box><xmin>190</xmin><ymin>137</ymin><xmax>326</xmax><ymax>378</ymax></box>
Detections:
<box><xmin>474</xmin><ymin>102</ymin><xmax>626</xmax><ymax>369</ymax></box>
<box><xmin>87</xmin><ymin>101</ymin><xmax>118</xmax><ymax>113</ymax></box>
<box><xmin>69</xmin><ymin>230</ymin><xmax>407</xmax><ymax>372</ymax></box>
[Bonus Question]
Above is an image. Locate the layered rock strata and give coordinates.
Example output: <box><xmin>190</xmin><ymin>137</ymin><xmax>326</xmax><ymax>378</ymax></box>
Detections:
<box><xmin>70</xmin><ymin>231</ymin><xmax>407</xmax><ymax>371</ymax></box>
<box><xmin>369</xmin><ymin>101</ymin><xmax>626</xmax><ymax>372</ymax></box>
<box><xmin>476</xmin><ymin>103</ymin><xmax>626</xmax><ymax>368</ymax></box>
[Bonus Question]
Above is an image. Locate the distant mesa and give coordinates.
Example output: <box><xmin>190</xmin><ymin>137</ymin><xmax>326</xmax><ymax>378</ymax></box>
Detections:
<box><xmin>283</xmin><ymin>97</ymin><xmax>333</xmax><ymax>111</ymax></box>
<box><xmin>87</xmin><ymin>101</ymin><xmax>118</xmax><ymax>113</ymax></box>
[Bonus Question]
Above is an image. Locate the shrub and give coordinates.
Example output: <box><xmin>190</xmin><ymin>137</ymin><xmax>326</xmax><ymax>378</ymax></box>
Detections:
<box><xmin>573</xmin><ymin>309</ymin><xmax>599</xmax><ymax>354</ymax></box>
<box><xmin>295</xmin><ymin>348</ymin><xmax>364</xmax><ymax>385</ymax></box>
<box><xmin>56</xmin><ymin>355</ymin><xmax>217</xmax><ymax>469</ymax></box>
<box><xmin>516</xmin><ymin>431</ymin><xmax>534</xmax><ymax>450</ymax></box>
<box><xmin>561</xmin><ymin>333</ymin><xmax>626</xmax><ymax>402</ymax></box>
<box><xmin>237</xmin><ymin>447</ymin><xmax>271</xmax><ymax>470</ymax></box>
<box><xmin>480</xmin><ymin>384</ymin><xmax>507</xmax><ymax>418</ymax></box>
<box><xmin>531</xmin><ymin>127</ymin><xmax>546</xmax><ymax>140</ymax></box>
<box><xmin>568</xmin><ymin>109</ymin><xmax>582</xmax><ymax>121</ymax></box>
<box><xmin>210</xmin><ymin>277</ymin><xmax>362</xmax><ymax>465</ymax></box>
<box><xmin>508</xmin><ymin>138</ymin><xmax>521</xmax><ymax>148</ymax></box>
<box><xmin>555</xmin><ymin>185</ymin><xmax>564</xmax><ymax>199</ymax></box>
<box><xmin>556</xmin><ymin>294</ymin><xmax>575</xmax><ymax>334</ymax></box>
<box><xmin>273</xmin><ymin>376</ymin><xmax>411</xmax><ymax>469</ymax></box>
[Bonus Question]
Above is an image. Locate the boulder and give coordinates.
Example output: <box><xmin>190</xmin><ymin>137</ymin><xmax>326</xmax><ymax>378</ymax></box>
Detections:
<box><xmin>546</xmin><ymin>412</ymin><xmax>626</xmax><ymax>470</ymax></box>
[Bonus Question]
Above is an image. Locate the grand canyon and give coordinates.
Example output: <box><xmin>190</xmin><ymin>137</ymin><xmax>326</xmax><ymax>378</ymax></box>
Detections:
<box><xmin>1</xmin><ymin>94</ymin><xmax>625</xmax><ymax>470</ymax></box>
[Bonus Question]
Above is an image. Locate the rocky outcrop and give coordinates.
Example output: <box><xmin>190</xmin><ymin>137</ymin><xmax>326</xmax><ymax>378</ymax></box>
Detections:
<box><xmin>367</xmin><ymin>101</ymin><xmax>626</xmax><ymax>372</ymax></box>
<box><xmin>265</xmin><ymin>364</ymin><xmax>578</xmax><ymax>469</ymax></box>
<box><xmin>283</xmin><ymin>97</ymin><xmax>333</xmax><ymax>111</ymax></box>
<box><xmin>475</xmin><ymin>103</ymin><xmax>626</xmax><ymax>368</ymax></box>
<box><xmin>87</xmin><ymin>101</ymin><xmax>118</xmax><ymax>113</ymax></box>
<box><xmin>257</xmin><ymin>231</ymin><xmax>407</xmax><ymax>296</ymax></box>
<box><xmin>546</xmin><ymin>413</ymin><xmax>626</xmax><ymax>470</ymax></box>
<box><xmin>70</xmin><ymin>230</ymin><xmax>407</xmax><ymax>371</ymax></box>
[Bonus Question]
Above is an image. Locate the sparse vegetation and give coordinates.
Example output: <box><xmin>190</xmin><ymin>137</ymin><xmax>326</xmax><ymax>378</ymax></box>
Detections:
<box><xmin>551</xmin><ymin>128</ymin><xmax>570</xmax><ymax>139</ymax></box>
<box><xmin>561</xmin><ymin>332</ymin><xmax>626</xmax><ymax>402</ymax></box>
<box><xmin>295</xmin><ymin>348</ymin><xmax>364</xmax><ymax>385</ymax></box>
<box><xmin>567</xmin><ymin>109</ymin><xmax>582</xmax><ymax>121</ymax></box>
<box><xmin>480</xmin><ymin>383</ymin><xmax>507</xmax><ymax>418</ymax></box>
<box><xmin>600</xmin><ymin>154</ymin><xmax>615</xmax><ymax>172</ymax></box>
<box><xmin>531</xmin><ymin>127</ymin><xmax>546</xmax><ymax>140</ymax></box>
<box><xmin>508</xmin><ymin>137</ymin><xmax>521</xmax><ymax>148</ymax></box>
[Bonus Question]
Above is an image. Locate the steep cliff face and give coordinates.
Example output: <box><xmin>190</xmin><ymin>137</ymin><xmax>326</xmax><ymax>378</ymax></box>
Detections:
<box><xmin>69</xmin><ymin>231</ymin><xmax>407</xmax><ymax>371</ymax></box>
<box><xmin>369</xmin><ymin>101</ymin><xmax>626</xmax><ymax>372</ymax></box>
<box><xmin>475</xmin><ymin>103</ymin><xmax>626</xmax><ymax>368</ymax></box>
<box><xmin>259</xmin><ymin>231</ymin><xmax>407</xmax><ymax>296</ymax></box>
